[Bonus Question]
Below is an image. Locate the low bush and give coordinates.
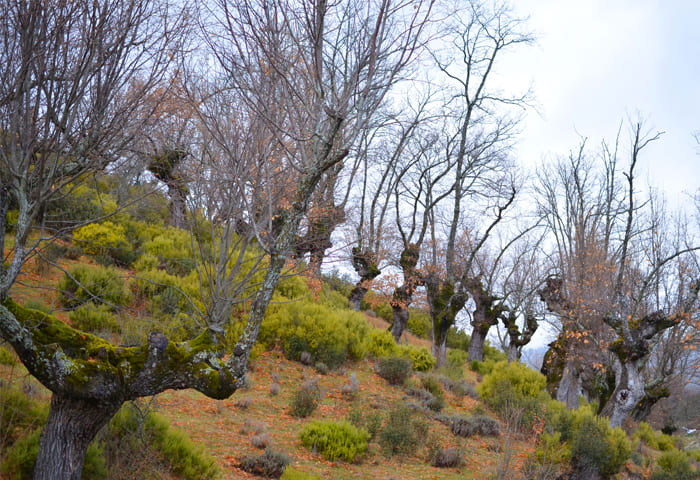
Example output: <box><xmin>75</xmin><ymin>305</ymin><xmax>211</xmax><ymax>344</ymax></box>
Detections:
<box><xmin>376</xmin><ymin>356</ymin><xmax>413</xmax><ymax>385</ymax></box>
<box><xmin>260</xmin><ymin>300</ymin><xmax>370</xmax><ymax>369</ymax></box>
<box><xmin>478</xmin><ymin>361</ymin><xmax>548</xmax><ymax>427</ymax></box>
<box><xmin>429</xmin><ymin>447</ymin><xmax>464</xmax><ymax>468</ymax></box>
<box><xmin>289</xmin><ymin>379</ymin><xmax>321</xmax><ymax>418</ymax></box>
<box><xmin>634</xmin><ymin>421</ymin><xmax>675</xmax><ymax>452</ymax></box>
<box><xmin>0</xmin><ymin>387</ymin><xmax>47</xmax><ymax>450</ymax></box>
<box><xmin>443</xmin><ymin>414</ymin><xmax>500</xmax><ymax>438</ymax></box>
<box><xmin>569</xmin><ymin>408</ymin><xmax>631</xmax><ymax>478</ymax></box>
<box><xmin>68</xmin><ymin>302</ymin><xmax>121</xmax><ymax>334</ymax></box>
<box><xmin>280</xmin><ymin>467</ymin><xmax>323</xmax><ymax>480</ymax></box>
<box><xmin>0</xmin><ymin>345</ymin><xmax>16</xmax><ymax>366</ymax></box>
<box><xmin>367</xmin><ymin>329</ymin><xmax>398</xmax><ymax>358</ymax></box>
<box><xmin>299</xmin><ymin>421</ymin><xmax>369</xmax><ymax>462</ymax></box>
<box><xmin>346</xmin><ymin>403</ymin><xmax>383</xmax><ymax>440</ymax></box>
<box><xmin>241</xmin><ymin>448</ymin><xmax>290</xmax><ymax>478</ymax></box>
<box><xmin>652</xmin><ymin>450</ymin><xmax>699</xmax><ymax>480</ymax></box>
<box><xmin>141</xmin><ymin>227</ymin><xmax>197</xmax><ymax>276</ymax></box>
<box><xmin>1</xmin><ymin>427</ymin><xmax>107</xmax><ymax>480</ymax></box>
<box><xmin>406</xmin><ymin>310</ymin><xmax>431</xmax><ymax>339</ymax></box>
<box><xmin>73</xmin><ymin>221</ymin><xmax>136</xmax><ymax>266</ymax></box>
<box><xmin>378</xmin><ymin>402</ymin><xmax>428</xmax><ymax>457</ymax></box>
<box><xmin>58</xmin><ymin>265</ymin><xmax>129</xmax><ymax>309</ymax></box>
<box><xmin>341</xmin><ymin>373</ymin><xmax>359</xmax><ymax>400</ymax></box>
<box><xmin>105</xmin><ymin>403</ymin><xmax>219</xmax><ymax>480</ymax></box>
<box><xmin>399</xmin><ymin>345</ymin><xmax>436</xmax><ymax>372</ymax></box>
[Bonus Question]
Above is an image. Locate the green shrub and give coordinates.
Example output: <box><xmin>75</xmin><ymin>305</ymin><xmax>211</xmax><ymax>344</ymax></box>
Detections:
<box><xmin>478</xmin><ymin>361</ymin><xmax>547</xmax><ymax>417</ymax></box>
<box><xmin>23</xmin><ymin>299</ymin><xmax>51</xmax><ymax>314</ymax></box>
<box><xmin>45</xmin><ymin>183</ymin><xmax>120</xmax><ymax>229</ymax></box>
<box><xmin>299</xmin><ymin>421</ymin><xmax>369</xmax><ymax>462</ymax></box>
<box><xmin>1</xmin><ymin>427</ymin><xmax>41</xmax><ymax>479</ymax></box>
<box><xmin>446</xmin><ymin>327</ymin><xmax>470</xmax><ymax>351</ymax></box>
<box><xmin>378</xmin><ymin>402</ymin><xmax>428</xmax><ymax>457</ymax></box>
<box><xmin>0</xmin><ymin>427</ymin><xmax>107</xmax><ymax>480</ymax></box>
<box><xmin>406</xmin><ymin>310</ymin><xmax>431</xmax><ymax>339</ymax></box>
<box><xmin>317</xmin><ymin>286</ymin><xmax>351</xmax><ymax>310</ymax></box>
<box><xmin>142</xmin><ymin>227</ymin><xmax>197</xmax><ymax>276</ymax></box>
<box><xmin>0</xmin><ymin>345</ymin><xmax>17</xmax><ymax>366</ymax></box>
<box><xmin>68</xmin><ymin>303</ymin><xmax>121</xmax><ymax>334</ymax></box>
<box><xmin>446</xmin><ymin>349</ymin><xmax>469</xmax><ymax>370</ymax></box>
<box><xmin>103</xmin><ymin>403</ymin><xmax>218</xmax><ymax>480</ymax></box>
<box><xmin>652</xmin><ymin>450</ymin><xmax>699</xmax><ymax>480</ymax></box>
<box><xmin>241</xmin><ymin>448</ymin><xmax>290</xmax><ymax>478</ymax></box>
<box><xmin>376</xmin><ymin>356</ymin><xmax>413</xmax><ymax>385</ymax></box>
<box><xmin>367</xmin><ymin>329</ymin><xmax>398</xmax><ymax>358</ymax></box>
<box><xmin>276</xmin><ymin>275</ymin><xmax>310</xmax><ymax>300</ymax></box>
<box><xmin>570</xmin><ymin>409</ymin><xmax>631</xmax><ymax>478</ymax></box>
<box><xmin>373</xmin><ymin>302</ymin><xmax>393</xmax><ymax>322</ymax></box>
<box><xmin>141</xmin><ymin>410</ymin><xmax>219</xmax><ymax>479</ymax></box>
<box><xmin>346</xmin><ymin>404</ymin><xmax>383</xmax><ymax>440</ymax></box>
<box><xmin>289</xmin><ymin>379</ymin><xmax>321</xmax><ymax>418</ymax></box>
<box><xmin>73</xmin><ymin>222</ymin><xmax>135</xmax><ymax>266</ymax></box>
<box><xmin>399</xmin><ymin>345</ymin><xmax>436</xmax><ymax>372</ymax></box>
<box><xmin>0</xmin><ymin>386</ymin><xmax>48</xmax><ymax>450</ymax></box>
<box><xmin>58</xmin><ymin>265</ymin><xmax>129</xmax><ymax>309</ymax></box>
<box><xmin>280</xmin><ymin>467</ymin><xmax>323</xmax><ymax>480</ymax></box>
<box><xmin>260</xmin><ymin>300</ymin><xmax>370</xmax><ymax>369</ymax></box>
<box><xmin>5</xmin><ymin>209</ymin><xmax>18</xmax><ymax>233</ymax></box>
<box><xmin>634</xmin><ymin>422</ymin><xmax>675</xmax><ymax>452</ymax></box>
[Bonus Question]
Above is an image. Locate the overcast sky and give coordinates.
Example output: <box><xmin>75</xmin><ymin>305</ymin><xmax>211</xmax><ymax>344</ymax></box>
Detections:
<box><xmin>499</xmin><ymin>0</ymin><xmax>700</xmax><ymax>207</ymax></box>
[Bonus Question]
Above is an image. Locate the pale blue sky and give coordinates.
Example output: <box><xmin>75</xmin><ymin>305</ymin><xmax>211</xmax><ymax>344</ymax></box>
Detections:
<box><xmin>501</xmin><ymin>0</ymin><xmax>700</xmax><ymax>206</ymax></box>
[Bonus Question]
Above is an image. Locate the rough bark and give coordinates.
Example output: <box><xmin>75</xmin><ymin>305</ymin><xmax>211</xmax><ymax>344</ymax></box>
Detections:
<box><xmin>390</xmin><ymin>244</ymin><xmax>422</xmax><ymax>342</ymax></box>
<box><xmin>599</xmin><ymin>357</ymin><xmax>645</xmax><ymax>428</ymax></box>
<box><xmin>348</xmin><ymin>247</ymin><xmax>381</xmax><ymax>311</ymax></box>
<box><xmin>557</xmin><ymin>359</ymin><xmax>583</xmax><ymax>410</ymax></box>
<box><xmin>427</xmin><ymin>280</ymin><xmax>466</xmax><ymax>367</ymax></box>
<box><xmin>466</xmin><ymin>277</ymin><xmax>503</xmax><ymax>362</ymax></box>
<box><xmin>34</xmin><ymin>396</ymin><xmax>123</xmax><ymax>480</ymax></box>
<box><xmin>502</xmin><ymin>311</ymin><xmax>538</xmax><ymax>363</ymax></box>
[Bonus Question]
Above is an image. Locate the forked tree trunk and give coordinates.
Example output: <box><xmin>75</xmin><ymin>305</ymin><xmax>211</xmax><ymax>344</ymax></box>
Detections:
<box><xmin>390</xmin><ymin>244</ymin><xmax>421</xmax><ymax>342</ymax></box>
<box><xmin>34</xmin><ymin>395</ymin><xmax>123</xmax><ymax>480</ymax></box>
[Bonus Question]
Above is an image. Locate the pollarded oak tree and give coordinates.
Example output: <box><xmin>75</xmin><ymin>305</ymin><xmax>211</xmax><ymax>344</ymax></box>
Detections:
<box><xmin>537</xmin><ymin>121</ymin><xmax>700</xmax><ymax>427</ymax></box>
<box><xmin>0</xmin><ymin>0</ymin><xmax>435</xmax><ymax>478</ymax></box>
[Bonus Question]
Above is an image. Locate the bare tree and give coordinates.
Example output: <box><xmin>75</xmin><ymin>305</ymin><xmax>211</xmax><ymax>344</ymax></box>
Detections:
<box><xmin>537</xmin><ymin>121</ymin><xmax>700</xmax><ymax>427</ymax></box>
<box><xmin>0</xmin><ymin>0</ymin><xmax>434</xmax><ymax>478</ymax></box>
<box><xmin>420</xmin><ymin>1</ymin><xmax>532</xmax><ymax>366</ymax></box>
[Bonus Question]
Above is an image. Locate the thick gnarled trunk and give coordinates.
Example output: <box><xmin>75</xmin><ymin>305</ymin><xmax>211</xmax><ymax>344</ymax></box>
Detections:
<box><xmin>34</xmin><ymin>395</ymin><xmax>123</xmax><ymax>480</ymax></box>
<box><xmin>467</xmin><ymin>327</ymin><xmax>487</xmax><ymax>362</ymax></box>
<box><xmin>348</xmin><ymin>248</ymin><xmax>381</xmax><ymax>311</ymax></box>
<box><xmin>600</xmin><ymin>358</ymin><xmax>645</xmax><ymax>428</ymax></box>
<box><xmin>390</xmin><ymin>244</ymin><xmax>421</xmax><ymax>342</ymax></box>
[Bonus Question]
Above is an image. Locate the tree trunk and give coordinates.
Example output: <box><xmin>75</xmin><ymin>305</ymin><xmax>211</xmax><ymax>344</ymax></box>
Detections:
<box><xmin>600</xmin><ymin>358</ymin><xmax>645</xmax><ymax>428</ymax></box>
<box><xmin>34</xmin><ymin>395</ymin><xmax>123</xmax><ymax>480</ymax></box>
<box><xmin>557</xmin><ymin>359</ymin><xmax>582</xmax><ymax>410</ymax></box>
<box><xmin>432</xmin><ymin>334</ymin><xmax>447</xmax><ymax>368</ymax></box>
<box><xmin>390</xmin><ymin>304</ymin><xmax>410</xmax><ymax>342</ymax></box>
<box><xmin>348</xmin><ymin>285</ymin><xmax>368</xmax><ymax>311</ymax></box>
<box><xmin>506</xmin><ymin>342</ymin><xmax>519</xmax><ymax>363</ymax></box>
<box><xmin>467</xmin><ymin>328</ymin><xmax>487</xmax><ymax>362</ymax></box>
<box><xmin>348</xmin><ymin>248</ymin><xmax>380</xmax><ymax>311</ymax></box>
<box><xmin>389</xmin><ymin>244</ymin><xmax>421</xmax><ymax>342</ymax></box>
